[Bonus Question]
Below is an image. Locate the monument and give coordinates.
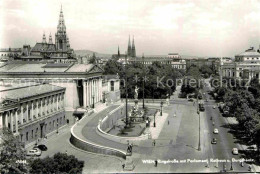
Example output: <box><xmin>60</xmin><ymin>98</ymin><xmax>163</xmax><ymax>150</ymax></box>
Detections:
<box><xmin>128</xmin><ymin>86</ymin><xmax>145</xmax><ymax>123</ymax></box>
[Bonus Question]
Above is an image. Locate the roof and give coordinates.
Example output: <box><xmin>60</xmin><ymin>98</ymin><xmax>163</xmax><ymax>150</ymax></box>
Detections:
<box><xmin>236</xmin><ymin>47</ymin><xmax>260</xmax><ymax>57</ymax></box>
<box><xmin>31</xmin><ymin>43</ymin><xmax>56</xmax><ymax>52</ymax></box>
<box><xmin>0</xmin><ymin>62</ymin><xmax>102</xmax><ymax>73</ymax></box>
<box><xmin>65</xmin><ymin>64</ymin><xmax>94</xmax><ymax>72</ymax></box>
<box><xmin>0</xmin><ymin>84</ymin><xmax>65</xmax><ymax>100</ymax></box>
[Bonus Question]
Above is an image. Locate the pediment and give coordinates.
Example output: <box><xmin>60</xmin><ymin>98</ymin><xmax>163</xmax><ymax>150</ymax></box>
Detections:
<box><xmin>87</xmin><ymin>65</ymin><xmax>104</xmax><ymax>74</ymax></box>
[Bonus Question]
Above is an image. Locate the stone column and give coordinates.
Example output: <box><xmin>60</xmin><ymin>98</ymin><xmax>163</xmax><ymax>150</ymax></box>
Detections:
<box><xmin>45</xmin><ymin>98</ymin><xmax>48</xmax><ymax>114</ymax></box>
<box><xmin>0</xmin><ymin>113</ymin><xmax>3</xmax><ymax>129</ymax></box>
<box><xmin>90</xmin><ymin>80</ymin><xmax>92</xmax><ymax>107</ymax></box>
<box><xmin>86</xmin><ymin>81</ymin><xmax>89</xmax><ymax>107</ymax></box>
<box><xmin>10</xmin><ymin>111</ymin><xmax>14</xmax><ymax>132</ymax></box>
<box><xmin>5</xmin><ymin>113</ymin><xmax>8</xmax><ymax>128</ymax></box>
<box><xmin>21</xmin><ymin>105</ymin><xmax>24</xmax><ymax>124</ymax></box>
<box><xmin>26</xmin><ymin>103</ymin><xmax>29</xmax><ymax>122</ymax></box>
<box><xmin>40</xmin><ymin>99</ymin><xmax>43</xmax><ymax>116</ymax></box>
<box><xmin>31</xmin><ymin>102</ymin><xmax>34</xmax><ymax>121</ymax></box>
<box><xmin>83</xmin><ymin>81</ymin><xmax>86</xmax><ymax>107</ymax></box>
<box><xmin>15</xmin><ymin>110</ymin><xmax>18</xmax><ymax>133</ymax></box>
<box><xmin>36</xmin><ymin>100</ymin><xmax>39</xmax><ymax>119</ymax></box>
<box><xmin>56</xmin><ymin>95</ymin><xmax>59</xmax><ymax>111</ymax></box>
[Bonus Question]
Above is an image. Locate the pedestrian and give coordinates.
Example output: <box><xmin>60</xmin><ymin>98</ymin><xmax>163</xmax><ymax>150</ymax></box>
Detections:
<box><xmin>122</xmin><ymin>164</ymin><xmax>125</xmax><ymax>169</ymax></box>
<box><xmin>155</xmin><ymin>160</ymin><xmax>158</xmax><ymax>167</ymax></box>
<box><xmin>168</xmin><ymin>120</ymin><xmax>170</xmax><ymax>125</ymax></box>
<box><xmin>153</xmin><ymin>140</ymin><xmax>156</xmax><ymax>146</ymax></box>
<box><xmin>241</xmin><ymin>161</ymin><xmax>244</xmax><ymax>167</ymax></box>
<box><xmin>65</xmin><ymin>150</ymin><xmax>68</xmax><ymax>155</ymax></box>
<box><xmin>248</xmin><ymin>165</ymin><xmax>252</xmax><ymax>172</ymax></box>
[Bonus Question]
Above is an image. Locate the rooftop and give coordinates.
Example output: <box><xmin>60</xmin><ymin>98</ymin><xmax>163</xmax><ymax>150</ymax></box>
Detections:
<box><xmin>236</xmin><ymin>47</ymin><xmax>260</xmax><ymax>57</ymax></box>
<box><xmin>0</xmin><ymin>62</ymin><xmax>100</xmax><ymax>73</ymax></box>
<box><xmin>0</xmin><ymin>84</ymin><xmax>65</xmax><ymax>100</ymax></box>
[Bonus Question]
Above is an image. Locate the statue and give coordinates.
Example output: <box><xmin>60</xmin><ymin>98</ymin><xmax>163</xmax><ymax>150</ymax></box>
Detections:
<box><xmin>134</xmin><ymin>86</ymin><xmax>139</xmax><ymax>99</ymax></box>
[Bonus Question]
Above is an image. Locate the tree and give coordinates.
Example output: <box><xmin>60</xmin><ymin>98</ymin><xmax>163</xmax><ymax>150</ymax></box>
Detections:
<box><xmin>89</xmin><ymin>53</ymin><xmax>97</xmax><ymax>64</ymax></box>
<box><xmin>30</xmin><ymin>152</ymin><xmax>84</xmax><ymax>174</ymax></box>
<box><xmin>103</xmin><ymin>59</ymin><xmax>123</xmax><ymax>75</ymax></box>
<box><xmin>0</xmin><ymin>128</ymin><xmax>28</xmax><ymax>173</ymax></box>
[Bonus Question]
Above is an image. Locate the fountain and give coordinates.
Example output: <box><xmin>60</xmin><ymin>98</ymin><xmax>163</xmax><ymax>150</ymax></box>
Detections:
<box><xmin>129</xmin><ymin>86</ymin><xmax>145</xmax><ymax>123</ymax></box>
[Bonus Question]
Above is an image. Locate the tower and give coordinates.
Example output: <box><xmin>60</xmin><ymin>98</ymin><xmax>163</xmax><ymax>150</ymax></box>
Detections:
<box><xmin>48</xmin><ymin>33</ymin><xmax>53</xmax><ymax>44</ymax></box>
<box><xmin>127</xmin><ymin>35</ymin><xmax>132</xmax><ymax>57</ymax></box>
<box><xmin>55</xmin><ymin>5</ymin><xmax>67</xmax><ymax>52</ymax></box>
<box><xmin>118</xmin><ymin>45</ymin><xmax>120</xmax><ymax>57</ymax></box>
<box><xmin>131</xmin><ymin>36</ymin><xmax>136</xmax><ymax>57</ymax></box>
<box><xmin>42</xmin><ymin>33</ymin><xmax>47</xmax><ymax>44</ymax></box>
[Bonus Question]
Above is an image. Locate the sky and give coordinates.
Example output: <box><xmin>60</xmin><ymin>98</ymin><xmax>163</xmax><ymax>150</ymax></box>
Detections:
<box><xmin>0</xmin><ymin>0</ymin><xmax>260</xmax><ymax>57</ymax></box>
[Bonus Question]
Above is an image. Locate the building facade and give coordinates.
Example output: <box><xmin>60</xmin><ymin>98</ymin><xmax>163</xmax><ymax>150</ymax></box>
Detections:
<box><xmin>0</xmin><ymin>62</ymin><xmax>104</xmax><ymax>110</ymax></box>
<box><xmin>0</xmin><ymin>84</ymin><xmax>66</xmax><ymax>146</ymax></box>
<box><xmin>1</xmin><ymin>6</ymin><xmax>76</xmax><ymax>63</ymax></box>
<box><xmin>102</xmin><ymin>75</ymin><xmax>120</xmax><ymax>104</ymax></box>
<box><xmin>220</xmin><ymin>47</ymin><xmax>260</xmax><ymax>80</ymax></box>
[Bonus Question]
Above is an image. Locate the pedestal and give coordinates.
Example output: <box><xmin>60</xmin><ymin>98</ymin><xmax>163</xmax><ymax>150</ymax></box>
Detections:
<box><xmin>134</xmin><ymin>99</ymin><xmax>138</xmax><ymax>110</ymax></box>
<box><xmin>124</xmin><ymin>155</ymin><xmax>135</xmax><ymax>171</ymax></box>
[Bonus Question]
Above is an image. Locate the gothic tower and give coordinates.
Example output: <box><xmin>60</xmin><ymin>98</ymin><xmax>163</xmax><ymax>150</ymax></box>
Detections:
<box><xmin>127</xmin><ymin>35</ymin><xmax>132</xmax><ymax>57</ymax></box>
<box><xmin>42</xmin><ymin>33</ymin><xmax>47</xmax><ymax>44</ymax></box>
<box><xmin>48</xmin><ymin>33</ymin><xmax>53</xmax><ymax>44</ymax></box>
<box><xmin>118</xmin><ymin>45</ymin><xmax>120</xmax><ymax>57</ymax></box>
<box><xmin>131</xmin><ymin>36</ymin><xmax>136</xmax><ymax>57</ymax></box>
<box><xmin>55</xmin><ymin>5</ymin><xmax>67</xmax><ymax>52</ymax></box>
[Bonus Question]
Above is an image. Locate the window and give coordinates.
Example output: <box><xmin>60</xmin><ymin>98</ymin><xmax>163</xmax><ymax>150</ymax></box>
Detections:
<box><xmin>110</xmin><ymin>81</ymin><xmax>114</xmax><ymax>91</ymax></box>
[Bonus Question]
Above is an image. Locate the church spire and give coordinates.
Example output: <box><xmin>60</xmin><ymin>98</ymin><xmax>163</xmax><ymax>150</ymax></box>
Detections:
<box><xmin>48</xmin><ymin>33</ymin><xmax>53</xmax><ymax>44</ymax></box>
<box><xmin>57</xmin><ymin>4</ymin><xmax>66</xmax><ymax>34</ymax></box>
<box><xmin>127</xmin><ymin>35</ymin><xmax>132</xmax><ymax>57</ymax></box>
<box><xmin>42</xmin><ymin>32</ymin><xmax>47</xmax><ymax>43</ymax></box>
<box><xmin>118</xmin><ymin>45</ymin><xmax>120</xmax><ymax>57</ymax></box>
<box><xmin>131</xmin><ymin>35</ymin><xmax>136</xmax><ymax>57</ymax></box>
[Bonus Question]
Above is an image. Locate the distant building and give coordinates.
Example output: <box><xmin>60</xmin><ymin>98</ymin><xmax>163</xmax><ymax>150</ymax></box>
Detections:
<box><xmin>0</xmin><ymin>84</ymin><xmax>66</xmax><ymax>147</ymax></box>
<box><xmin>220</xmin><ymin>46</ymin><xmax>260</xmax><ymax>80</ymax></box>
<box><xmin>167</xmin><ymin>53</ymin><xmax>180</xmax><ymax>59</ymax></box>
<box><xmin>2</xmin><ymin>6</ymin><xmax>76</xmax><ymax>63</ymax></box>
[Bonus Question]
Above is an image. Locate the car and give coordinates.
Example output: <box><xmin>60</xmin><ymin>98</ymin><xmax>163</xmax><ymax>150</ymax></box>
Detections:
<box><xmin>213</xmin><ymin>128</ymin><xmax>219</xmax><ymax>134</ymax></box>
<box><xmin>26</xmin><ymin>148</ymin><xmax>42</xmax><ymax>156</ymax></box>
<box><xmin>34</xmin><ymin>144</ymin><xmax>48</xmax><ymax>151</ymax></box>
<box><xmin>188</xmin><ymin>98</ymin><xmax>194</xmax><ymax>102</ymax></box>
<box><xmin>211</xmin><ymin>138</ymin><xmax>217</xmax><ymax>144</ymax></box>
<box><xmin>232</xmin><ymin>148</ymin><xmax>239</xmax><ymax>155</ymax></box>
<box><xmin>213</xmin><ymin>106</ymin><xmax>216</xmax><ymax>109</ymax></box>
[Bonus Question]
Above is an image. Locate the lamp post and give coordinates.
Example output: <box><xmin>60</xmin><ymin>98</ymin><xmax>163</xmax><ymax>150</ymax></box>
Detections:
<box><xmin>160</xmin><ymin>101</ymin><xmax>163</xmax><ymax>116</ymax></box>
<box><xmin>142</xmin><ymin>53</ymin><xmax>145</xmax><ymax>110</ymax></box>
<box><xmin>153</xmin><ymin>112</ymin><xmax>156</xmax><ymax>127</ymax></box>
<box><xmin>92</xmin><ymin>95</ymin><xmax>95</xmax><ymax>108</ymax></box>
<box><xmin>56</xmin><ymin>122</ymin><xmax>59</xmax><ymax>134</ymax></box>
<box><xmin>125</xmin><ymin>53</ymin><xmax>129</xmax><ymax>128</ymax></box>
<box><xmin>198</xmin><ymin>107</ymin><xmax>201</xmax><ymax>151</ymax></box>
<box><xmin>230</xmin><ymin>159</ymin><xmax>233</xmax><ymax>171</ymax></box>
<box><xmin>197</xmin><ymin>94</ymin><xmax>201</xmax><ymax>151</ymax></box>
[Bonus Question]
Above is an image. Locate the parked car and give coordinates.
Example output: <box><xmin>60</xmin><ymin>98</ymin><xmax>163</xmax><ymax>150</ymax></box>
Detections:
<box><xmin>213</xmin><ymin>106</ymin><xmax>216</xmax><ymax>109</ymax></box>
<box><xmin>188</xmin><ymin>98</ymin><xmax>194</xmax><ymax>102</ymax></box>
<box><xmin>211</xmin><ymin>138</ymin><xmax>217</xmax><ymax>144</ymax></box>
<box><xmin>26</xmin><ymin>148</ymin><xmax>42</xmax><ymax>156</ymax></box>
<box><xmin>213</xmin><ymin>128</ymin><xmax>219</xmax><ymax>134</ymax></box>
<box><xmin>34</xmin><ymin>144</ymin><xmax>47</xmax><ymax>151</ymax></box>
<box><xmin>232</xmin><ymin>148</ymin><xmax>239</xmax><ymax>155</ymax></box>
